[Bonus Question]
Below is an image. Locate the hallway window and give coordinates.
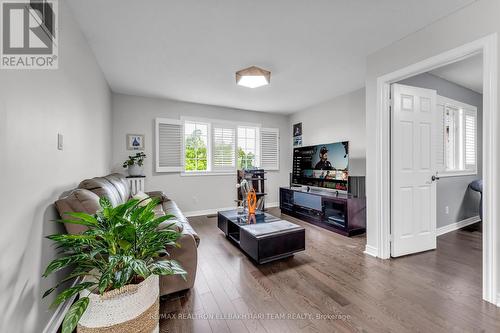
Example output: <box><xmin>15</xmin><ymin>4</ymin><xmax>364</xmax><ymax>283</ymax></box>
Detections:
<box><xmin>438</xmin><ymin>96</ymin><xmax>477</xmax><ymax>175</ymax></box>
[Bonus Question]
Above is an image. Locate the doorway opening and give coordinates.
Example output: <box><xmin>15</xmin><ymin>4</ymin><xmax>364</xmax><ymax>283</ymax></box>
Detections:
<box><xmin>374</xmin><ymin>34</ymin><xmax>497</xmax><ymax>304</ymax></box>
<box><xmin>389</xmin><ymin>53</ymin><xmax>484</xmax><ymax>299</ymax></box>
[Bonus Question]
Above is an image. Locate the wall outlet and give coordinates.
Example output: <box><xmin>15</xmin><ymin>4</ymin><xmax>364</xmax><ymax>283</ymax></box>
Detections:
<box><xmin>57</xmin><ymin>133</ymin><xmax>63</xmax><ymax>150</ymax></box>
<box><xmin>445</xmin><ymin>206</ymin><xmax>449</xmax><ymax>215</ymax></box>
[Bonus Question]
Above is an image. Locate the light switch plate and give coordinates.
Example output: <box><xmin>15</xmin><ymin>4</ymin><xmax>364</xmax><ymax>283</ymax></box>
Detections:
<box><xmin>57</xmin><ymin>133</ymin><xmax>63</xmax><ymax>150</ymax></box>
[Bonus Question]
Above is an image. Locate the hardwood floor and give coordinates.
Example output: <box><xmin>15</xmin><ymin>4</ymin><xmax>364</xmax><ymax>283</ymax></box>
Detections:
<box><xmin>160</xmin><ymin>209</ymin><xmax>500</xmax><ymax>333</ymax></box>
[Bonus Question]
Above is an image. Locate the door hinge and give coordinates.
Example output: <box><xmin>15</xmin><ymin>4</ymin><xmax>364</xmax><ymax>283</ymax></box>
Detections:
<box><xmin>389</xmin><ymin>234</ymin><xmax>393</xmax><ymax>242</ymax></box>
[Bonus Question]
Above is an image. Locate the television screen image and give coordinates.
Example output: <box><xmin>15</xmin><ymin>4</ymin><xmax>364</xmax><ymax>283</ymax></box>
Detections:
<box><xmin>292</xmin><ymin>141</ymin><xmax>349</xmax><ymax>191</ymax></box>
<box><xmin>302</xmin><ymin>169</ymin><xmax>314</xmax><ymax>178</ymax></box>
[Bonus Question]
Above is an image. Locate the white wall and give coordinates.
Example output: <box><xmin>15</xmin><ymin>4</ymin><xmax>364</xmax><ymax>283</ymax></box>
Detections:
<box><xmin>365</xmin><ymin>0</ymin><xmax>500</xmax><ymax>298</ymax></box>
<box><xmin>0</xmin><ymin>2</ymin><xmax>112</xmax><ymax>332</ymax></box>
<box><xmin>289</xmin><ymin>88</ymin><xmax>366</xmax><ymax>176</ymax></box>
<box><xmin>111</xmin><ymin>93</ymin><xmax>291</xmax><ymax>215</ymax></box>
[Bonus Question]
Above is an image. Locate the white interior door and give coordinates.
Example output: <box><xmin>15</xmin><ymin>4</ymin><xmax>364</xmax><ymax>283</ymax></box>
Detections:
<box><xmin>391</xmin><ymin>83</ymin><xmax>437</xmax><ymax>257</ymax></box>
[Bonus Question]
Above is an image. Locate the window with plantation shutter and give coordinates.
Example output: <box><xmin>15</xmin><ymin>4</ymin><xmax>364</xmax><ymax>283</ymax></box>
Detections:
<box><xmin>155</xmin><ymin>117</ymin><xmax>281</xmax><ymax>174</ymax></box>
<box><xmin>184</xmin><ymin>121</ymin><xmax>209</xmax><ymax>172</ymax></box>
<box><xmin>212</xmin><ymin>124</ymin><xmax>236</xmax><ymax>171</ymax></box>
<box><xmin>155</xmin><ymin>118</ymin><xmax>183</xmax><ymax>172</ymax></box>
<box><xmin>464</xmin><ymin>109</ymin><xmax>477</xmax><ymax>170</ymax></box>
<box><xmin>237</xmin><ymin>126</ymin><xmax>259</xmax><ymax>169</ymax></box>
<box><xmin>260</xmin><ymin>128</ymin><xmax>279</xmax><ymax>170</ymax></box>
<box><xmin>436</xmin><ymin>96</ymin><xmax>477</xmax><ymax>176</ymax></box>
<box><xmin>435</xmin><ymin>104</ymin><xmax>446</xmax><ymax>172</ymax></box>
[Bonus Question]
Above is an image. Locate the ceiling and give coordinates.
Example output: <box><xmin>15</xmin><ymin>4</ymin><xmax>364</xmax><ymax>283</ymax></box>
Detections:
<box><xmin>430</xmin><ymin>53</ymin><xmax>483</xmax><ymax>93</ymax></box>
<box><xmin>68</xmin><ymin>0</ymin><xmax>475</xmax><ymax>113</ymax></box>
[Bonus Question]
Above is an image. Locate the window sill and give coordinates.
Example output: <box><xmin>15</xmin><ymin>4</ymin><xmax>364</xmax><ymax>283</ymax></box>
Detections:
<box><xmin>180</xmin><ymin>171</ymin><xmax>235</xmax><ymax>177</ymax></box>
<box><xmin>438</xmin><ymin>170</ymin><xmax>478</xmax><ymax>178</ymax></box>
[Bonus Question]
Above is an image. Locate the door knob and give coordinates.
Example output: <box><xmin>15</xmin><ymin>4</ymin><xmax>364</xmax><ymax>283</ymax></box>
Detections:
<box><xmin>431</xmin><ymin>175</ymin><xmax>440</xmax><ymax>181</ymax></box>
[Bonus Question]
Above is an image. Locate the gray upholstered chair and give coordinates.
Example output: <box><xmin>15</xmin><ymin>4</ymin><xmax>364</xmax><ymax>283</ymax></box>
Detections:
<box><xmin>469</xmin><ymin>179</ymin><xmax>483</xmax><ymax>220</ymax></box>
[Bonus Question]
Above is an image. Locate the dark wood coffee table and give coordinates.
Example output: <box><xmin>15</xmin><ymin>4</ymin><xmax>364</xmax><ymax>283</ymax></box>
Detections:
<box><xmin>217</xmin><ymin>210</ymin><xmax>305</xmax><ymax>264</ymax></box>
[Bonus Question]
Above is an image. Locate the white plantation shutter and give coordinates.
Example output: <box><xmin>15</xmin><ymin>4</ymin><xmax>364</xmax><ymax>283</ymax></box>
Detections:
<box><xmin>436</xmin><ymin>96</ymin><xmax>478</xmax><ymax>175</ymax></box>
<box><xmin>260</xmin><ymin>128</ymin><xmax>279</xmax><ymax>170</ymax></box>
<box><xmin>435</xmin><ymin>104</ymin><xmax>446</xmax><ymax>172</ymax></box>
<box><xmin>155</xmin><ymin>118</ymin><xmax>183</xmax><ymax>172</ymax></box>
<box><xmin>212</xmin><ymin>124</ymin><xmax>236</xmax><ymax>171</ymax></box>
<box><xmin>464</xmin><ymin>109</ymin><xmax>477</xmax><ymax>171</ymax></box>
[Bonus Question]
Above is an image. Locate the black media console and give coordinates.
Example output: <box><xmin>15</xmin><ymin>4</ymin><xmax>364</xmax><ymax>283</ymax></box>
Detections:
<box><xmin>279</xmin><ymin>182</ymin><xmax>366</xmax><ymax>236</ymax></box>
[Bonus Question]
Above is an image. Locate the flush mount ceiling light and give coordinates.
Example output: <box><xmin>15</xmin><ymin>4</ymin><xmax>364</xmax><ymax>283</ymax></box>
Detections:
<box><xmin>236</xmin><ymin>66</ymin><xmax>271</xmax><ymax>88</ymax></box>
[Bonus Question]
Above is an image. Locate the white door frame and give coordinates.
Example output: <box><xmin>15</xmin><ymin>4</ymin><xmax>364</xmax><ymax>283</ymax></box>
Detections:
<box><xmin>373</xmin><ymin>33</ymin><xmax>498</xmax><ymax>304</ymax></box>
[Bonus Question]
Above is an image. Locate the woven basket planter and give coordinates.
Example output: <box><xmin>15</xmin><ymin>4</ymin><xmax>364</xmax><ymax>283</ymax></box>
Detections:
<box><xmin>77</xmin><ymin>274</ymin><xmax>159</xmax><ymax>333</ymax></box>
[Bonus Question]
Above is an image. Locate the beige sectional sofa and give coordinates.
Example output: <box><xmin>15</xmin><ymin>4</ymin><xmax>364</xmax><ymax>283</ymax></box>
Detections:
<box><xmin>54</xmin><ymin>173</ymin><xmax>199</xmax><ymax>296</ymax></box>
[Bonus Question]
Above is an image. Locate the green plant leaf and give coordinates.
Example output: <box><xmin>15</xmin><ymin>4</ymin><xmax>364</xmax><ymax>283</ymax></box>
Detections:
<box><xmin>99</xmin><ymin>197</ymin><xmax>112</xmax><ymax>209</ymax></box>
<box><xmin>115</xmin><ymin>265</ymin><xmax>134</xmax><ymax>288</ymax></box>
<box><xmin>114</xmin><ymin>199</ymin><xmax>140</xmax><ymax>217</ymax></box>
<box><xmin>43</xmin><ymin>254</ymin><xmax>88</xmax><ymax>277</ymax></box>
<box><xmin>51</xmin><ymin>282</ymin><xmax>95</xmax><ymax>308</ymax></box>
<box><xmin>62</xmin><ymin>212</ymin><xmax>99</xmax><ymax>226</ymax></box>
<box><xmin>130</xmin><ymin>259</ymin><xmax>149</xmax><ymax>278</ymax></box>
<box><xmin>62</xmin><ymin>297</ymin><xmax>89</xmax><ymax>333</ymax></box>
<box><xmin>42</xmin><ymin>287</ymin><xmax>56</xmax><ymax>299</ymax></box>
<box><xmin>118</xmin><ymin>239</ymin><xmax>132</xmax><ymax>251</ymax></box>
<box><xmin>115</xmin><ymin>224</ymin><xmax>136</xmax><ymax>243</ymax></box>
<box><xmin>42</xmin><ymin>269</ymin><xmax>91</xmax><ymax>298</ymax></box>
<box><xmin>150</xmin><ymin>215</ymin><xmax>175</xmax><ymax>229</ymax></box>
<box><xmin>168</xmin><ymin>260</ymin><xmax>187</xmax><ymax>277</ymax></box>
<box><xmin>46</xmin><ymin>234</ymin><xmax>95</xmax><ymax>242</ymax></box>
<box><xmin>55</xmin><ymin>218</ymin><xmax>95</xmax><ymax>227</ymax></box>
<box><xmin>149</xmin><ymin>260</ymin><xmax>187</xmax><ymax>277</ymax></box>
<box><xmin>98</xmin><ymin>270</ymin><xmax>113</xmax><ymax>294</ymax></box>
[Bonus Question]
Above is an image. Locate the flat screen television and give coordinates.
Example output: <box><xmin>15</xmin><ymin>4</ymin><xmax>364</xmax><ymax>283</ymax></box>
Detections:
<box><xmin>292</xmin><ymin>141</ymin><xmax>349</xmax><ymax>191</ymax></box>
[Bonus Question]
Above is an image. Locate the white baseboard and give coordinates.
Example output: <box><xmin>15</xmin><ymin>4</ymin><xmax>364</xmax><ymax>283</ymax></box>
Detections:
<box><xmin>364</xmin><ymin>245</ymin><xmax>378</xmax><ymax>257</ymax></box>
<box><xmin>436</xmin><ymin>216</ymin><xmax>481</xmax><ymax>236</ymax></box>
<box><xmin>42</xmin><ymin>278</ymin><xmax>80</xmax><ymax>333</ymax></box>
<box><xmin>184</xmin><ymin>206</ymin><xmax>235</xmax><ymax>217</ymax></box>
<box><xmin>184</xmin><ymin>202</ymin><xmax>279</xmax><ymax>218</ymax></box>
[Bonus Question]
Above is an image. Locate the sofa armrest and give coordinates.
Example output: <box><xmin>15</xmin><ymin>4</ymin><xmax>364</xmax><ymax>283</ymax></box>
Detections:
<box><xmin>145</xmin><ymin>191</ymin><xmax>169</xmax><ymax>203</ymax></box>
<box><xmin>159</xmin><ymin>232</ymin><xmax>198</xmax><ymax>296</ymax></box>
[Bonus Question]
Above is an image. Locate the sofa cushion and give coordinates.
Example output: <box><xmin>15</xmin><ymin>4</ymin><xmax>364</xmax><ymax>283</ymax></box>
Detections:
<box><xmin>55</xmin><ymin>189</ymin><xmax>100</xmax><ymax>234</ymax></box>
<box><xmin>152</xmin><ymin>203</ymin><xmax>184</xmax><ymax>234</ymax></box>
<box><xmin>104</xmin><ymin>173</ymin><xmax>130</xmax><ymax>202</ymax></box>
<box><xmin>78</xmin><ymin>173</ymin><xmax>129</xmax><ymax>206</ymax></box>
<box><xmin>79</xmin><ymin>177</ymin><xmax>122</xmax><ymax>206</ymax></box>
<box><xmin>162</xmin><ymin>200</ymin><xmax>189</xmax><ymax>224</ymax></box>
<box><xmin>133</xmin><ymin>191</ymin><xmax>153</xmax><ymax>206</ymax></box>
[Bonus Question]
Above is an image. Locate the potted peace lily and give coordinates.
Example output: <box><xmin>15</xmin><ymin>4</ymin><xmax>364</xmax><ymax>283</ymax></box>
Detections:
<box><xmin>122</xmin><ymin>152</ymin><xmax>146</xmax><ymax>176</ymax></box>
<box><xmin>42</xmin><ymin>197</ymin><xmax>186</xmax><ymax>333</ymax></box>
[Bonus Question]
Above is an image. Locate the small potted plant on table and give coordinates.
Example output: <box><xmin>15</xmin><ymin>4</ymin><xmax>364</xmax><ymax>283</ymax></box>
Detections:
<box><xmin>123</xmin><ymin>152</ymin><xmax>146</xmax><ymax>176</ymax></box>
<box><xmin>42</xmin><ymin>197</ymin><xmax>186</xmax><ymax>333</ymax></box>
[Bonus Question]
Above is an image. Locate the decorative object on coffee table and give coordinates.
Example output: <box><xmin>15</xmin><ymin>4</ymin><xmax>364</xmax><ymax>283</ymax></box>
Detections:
<box><xmin>126</xmin><ymin>134</ymin><xmax>145</xmax><ymax>150</ymax></box>
<box><xmin>218</xmin><ymin>209</ymin><xmax>305</xmax><ymax>264</ymax></box>
<box><xmin>247</xmin><ymin>189</ymin><xmax>257</xmax><ymax>214</ymax></box>
<box><xmin>236</xmin><ymin>179</ymin><xmax>250</xmax><ymax>213</ymax></box>
<box><xmin>42</xmin><ymin>197</ymin><xmax>186</xmax><ymax>333</ymax></box>
<box><xmin>123</xmin><ymin>152</ymin><xmax>146</xmax><ymax>176</ymax></box>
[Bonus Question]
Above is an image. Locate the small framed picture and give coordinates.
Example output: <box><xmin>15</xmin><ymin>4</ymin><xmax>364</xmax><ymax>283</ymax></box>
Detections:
<box><xmin>293</xmin><ymin>122</ymin><xmax>302</xmax><ymax>137</ymax></box>
<box><xmin>126</xmin><ymin>134</ymin><xmax>144</xmax><ymax>150</ymax></box>
<box><xmin>293</xmin><ymin>136</ymin><xmax>302</xmax><ymax>147</ymax></box>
